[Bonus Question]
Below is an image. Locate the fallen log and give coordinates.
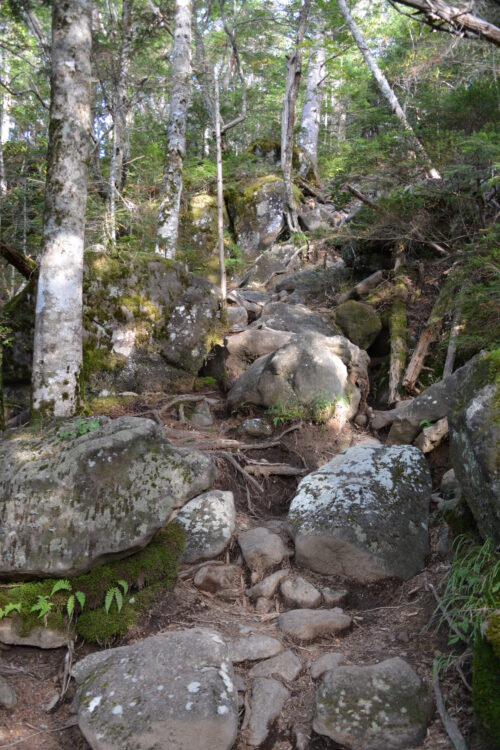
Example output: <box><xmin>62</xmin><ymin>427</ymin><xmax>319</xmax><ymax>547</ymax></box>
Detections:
<box><xmin>402</xmin><ymin>294</ymin><xmax>446</xmax><ymax>393</ymax></box>
<box><xmin>334</xmin><ymin>269</ymin><xmax>385</xmax><ymax>305</ymax></box>
<box><xmin>245</xmin><ymin>462</ymin><xmax>306</xmax><ymax>478</ymax></box>
<box><xmin>0</xmin><ymin>240</ymin><xmax>38</xmax><ymax>280</ymax></box>
<box><xmin>388</xmin><ymin>270</ymin><xmax>408</xmax><ymax>404</ymax></box>
<box><xmin>414</xmin><ymin>417</ymin><xmax>449</xmax><ymax>453</ymax></box>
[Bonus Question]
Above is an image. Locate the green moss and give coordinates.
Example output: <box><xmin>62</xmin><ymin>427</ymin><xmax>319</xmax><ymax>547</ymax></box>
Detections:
<box><xmin>0</xmin><ymin>523</ymin><xmax>185</xmax><ymax>644</ymax></box>
<box><xmin>82</xmin><ymin>339</ymin><xmax>123</xmax><ymax>380</ymax></box>
<box><xmin>472</xmin><ymin>638</ymin><xmax>500</xmax><ymax>747</ymax></box>
<box><xmin>86</xmin><ymin>394</ymin><xmax>139</xmax><ymax>416</ymax></box>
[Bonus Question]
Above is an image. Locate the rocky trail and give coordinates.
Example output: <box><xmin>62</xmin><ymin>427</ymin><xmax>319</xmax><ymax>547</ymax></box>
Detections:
<box><xmin>0</xmin><ymin>243</ymin><xmax>494</xmax><ymax>750</ymax></box>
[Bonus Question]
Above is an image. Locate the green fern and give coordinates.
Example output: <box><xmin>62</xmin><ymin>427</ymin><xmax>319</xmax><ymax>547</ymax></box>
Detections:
<box><xmin>0</xmin><ymin>602</ymin><xmax>21</xmax><ymax>619</ymax></box>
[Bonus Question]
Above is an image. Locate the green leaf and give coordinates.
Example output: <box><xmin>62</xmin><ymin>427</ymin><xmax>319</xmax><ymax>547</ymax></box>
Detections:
<box><xmin>105</xmin><ymin>588</ymin><xmax>115</xmax><ymax>614</ymax></box>
<box><xmin>115</xmin><ymin>589</ymin><xmax>123</xmax><ymax>613</ymax></box>
<box><xmin>75</xmin><ymin>591</ymin><xmax>86</xmax><ymax>610</ymax></box>
<box><xmin>117</xmin><ymin>579</ymin><xmax>128</xmax><ymax>595</ymax></box>
<box><xmin>51</xmin><ymin>579</ymin><xmax>72</xmax><ymax>596</ymax></box>
<box><xmin>67</xmin><ymin>595</ymin><xmax>75</xmax><ymax>617</ymax></box>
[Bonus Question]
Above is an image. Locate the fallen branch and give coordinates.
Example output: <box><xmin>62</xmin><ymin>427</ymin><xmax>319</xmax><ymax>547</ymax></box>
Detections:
<box><xmin>245</xmin><ymin>462</ymin><xmax>306</xmax><ymax>478</ymax></box>
<box><xmin>334</xmin><ymin>269</ymin><xmax>385</xmax><ymax>305</ymax></box>
<box><xmin>217</xmin><ymin>451</ymin><xmax>264</xmax><ymax>493</ymax></box>
<box><xmin>346</xmin><ymin>183</ymin><xmax>378</xmax><ymax>210</ymax></box>
<box><xmin>433</xmin><ymin>664</ymin><xmax>469</xmax><ymax>750</ymax></box>
<box><xmin>0</xmin><ymin>240</ymin><xmax>38</xmax><ymax>280</ymax></box>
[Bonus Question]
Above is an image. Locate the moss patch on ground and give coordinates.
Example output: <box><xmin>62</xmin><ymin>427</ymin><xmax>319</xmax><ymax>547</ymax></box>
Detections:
<box><xmin>0</xmin><ymin>523</ymin><xmax>185</xmax><ymax>646</ymax></box>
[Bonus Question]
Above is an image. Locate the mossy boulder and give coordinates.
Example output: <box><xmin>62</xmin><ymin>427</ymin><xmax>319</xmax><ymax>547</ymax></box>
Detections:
<box><xmin>287</xmin><ymin>444</ymin><xmax>432</xmax><ymax>583</ymax></box>
<box><xmin>449</xmin><ymin>349</ymin><xmax>500</xmax><ymax>544</ymax></box>
<box><xmin>178</xmin><ymin>191</ymin><xmax>229</xmax><ymax>281</ymax></box>
<box><xmin>225</xmin><ymin>175</ymin><xmax>302</xmax><ymax>255</ymax></box>
<box><xmin>0</xmin><ymin>416</ymin><xmax>215</xmax><ymax>578</ymax></box>
<box><xmin>0</xmin><ymin>523</ymin><xmax>184</xmax><ymax>646</ymax></box>
<box><xmin>332</xmin><ymin>300</ymin><xmax>382</xmax><ymax>351</ymax></box>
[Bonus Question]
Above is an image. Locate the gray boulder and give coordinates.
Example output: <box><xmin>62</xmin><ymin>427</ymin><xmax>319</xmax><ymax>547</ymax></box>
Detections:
<box><xmin>176</xmin><ymin>491</ymin><xmax>236</xmax><ymax>564</ymax></box>
<box><xmin>314</xmin><ymin>657</ymin><xmax>433</xmax><ymax>750</ymax></box>
<box><xmin>226</xmin><ymin>176</ymin><xmax>288</xmax><ymax>255</ymax></box>
<box><xmin>72</xmin><ymin>629</ymin><xmax>238</xmax><ymax>750</ymax></box>
<box><xmin>278</xmin><ymin>609</ymin><xmax>351</xmax><ymax>642</ymax></box>
<box><xmin>449</xmin><ymin>353</ymin><xmax>500</xmax><ymax>543</ymax></box>
<box><xmin>246</xmin><ymin>677</ymin><xmax>290</xmax><ymax>747</ymax></box>
<box><xmin>253</xmin><ymin>302</ymin><xmax>338</xmax><ymax>337</ymax></box>
<box><xmin>273</xmin><ymin>260</ymin><xmax>348</xmax><ymax>299</ymax></box>
<box><xmin>237</xmin><ymin>243</ymin><xmax>302</xmax><ymax>287</ymax></box>
<box><xmin>228</xmin><ymin>635</ymin><xmax>283</xmax><ymax>663</ymax></box>
<box><xmin>0</xmin><ymin>416</ymin><xmax>215</xmax><ymax>578</ymax></box>
<box><xmin>227</xmin><ymin>333</ymin><xmax>366</xmax><ymax>421</ymax></box>
<box><xmin>287</xmin><ymin>445</ymin><xmax>432</xmax><ymax>583</ymax></box>
<box><xmin>238</xmin><ymin>528</ymin><xmax>289</xmax><ymax>574</ymax></box>
<box><xmin>280</xmin><ymin>576</ymin><xmax>321</xmax><ymax>609</ymax></box>
<box><xmin>224</xmin><ymin>327</ymin><xmax>294</xmax><ymax>389</ymax></box>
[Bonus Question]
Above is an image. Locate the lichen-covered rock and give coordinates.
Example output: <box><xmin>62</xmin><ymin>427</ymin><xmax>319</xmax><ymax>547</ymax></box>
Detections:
<box><xmin>83</xmin><ymin>252</ymin><xmax>220</xmax><ymax>394</ymax></box>
<box><xmin>287</xmin><ymin>444</ymin><xmax>432</xmax><ymax>583</ymax></box>
<box><xmin>225</xmin><ymin>176</ymin><xmax>292</xmax><ymax>255</ymax></box>
<box><xmin>449</xmin><ymin>351</ymin><xmax>500</xmax><ymax>544</ymax></box>
<box><xmin>273</xmin><ymin>260</ymin><xmax>348</xmax><ymax>300</ymax></box>
<box><xmin>253</xmin><ymin>302</ymin><xmax>339</xmax><ymax>337</ymax></box>
<box><xmin>237</xmin><ymin>243</ymin><xmax>302</xmax><ymax>287</ymax></box>
<box><xmin>314</xmin><ymin>657</ymin><xmax>433</xmax><ymax>750</ymax></box>
<box><xmin>72</xmin><ymin>629</ymin><xmax>238</xmax><ymax>750</ymax></box>
<box><xmin>332</xmin><ymin>300</ymin><xmax>382</xmax><ymax>350</ymax></box>
<box><xmin>0</xmin><ymin>416</ymin><xmax>215</xmax><ymax>578</ymax></box>
<box><xmin>176</xmin><ymin>491</ymin><xmax>236</xmax><ymax>564</ymax></box>
<box><xmin>227</xmin><ymin>333</ymin><xmax>366</xmax><ymax>422</ymax></box>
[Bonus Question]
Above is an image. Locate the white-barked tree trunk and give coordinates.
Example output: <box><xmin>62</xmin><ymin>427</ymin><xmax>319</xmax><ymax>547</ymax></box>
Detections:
<box><xmin>298</xmin><ymin>30</ymin><xmax>325</xmax><ymax>169</ymax></box>
<box><xmin>155</xmin><ymin>0</ymin><xmax>192</xmax><ymax>259</ymax></box>
<box><xmin>31</xmin><ymin>0</ymin><xmax>92</xmax><ymax>419</ymax></box>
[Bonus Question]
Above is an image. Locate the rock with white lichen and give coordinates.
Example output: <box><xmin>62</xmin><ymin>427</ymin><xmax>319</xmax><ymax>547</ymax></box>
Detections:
<box><xmin>313</xmin><ymin>657</ymin><xmax>433</xmax><ymax>750</ymax></box>
<box><xmin>176</xmin><ymin>491</ymin><xmax>236</xmax><ymax>564</ymax></box>
<box><xmin>72</xmin><ymin>629</ymin><xmax>238</xmax><ymax>750</ymax></box>
<box><xmin>0</xmin><ymin>416</ymin><xmax>215</xmax><ymax>578</ymax></box>
<box><xmin>287</xmin><ymin>444</ymin><xmax>432</xmax><ymax>583</ymax></box>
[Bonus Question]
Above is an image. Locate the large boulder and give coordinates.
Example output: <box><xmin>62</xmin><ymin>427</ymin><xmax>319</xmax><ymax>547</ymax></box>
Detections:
<box><xmin>72</xmin><ymin>629</ymin><xmax>238</xmax><ymax>750</ymax></box>
<box><xmin>253</xmin><ymin>302</ymin><xmax>339</xmax><ymax>337</ymax></box>
<box><xmin>314</xmin><ymin>657</ymin><xmax>433</xmax><ymax>749</ymax></box>
<box><xmin>0</xmin><ymin>416</ymin><xmax>215</xmax><ymax>578</ymax></box>
<box><xmin>332</xmin><ymin>300</ymin><xmax>382</xmax><ymax>350</ymax></box>
<box><xmin>237</xmin><ymin>243</ymin><xmax>302</xmax><ymax>288</ymax></box>
<box><xmin>273</xmin><ymin>260</ymin><xmax>348</xmax><ymax>300</ymax></box>
<box><xmin>227</xmin><ymin>333</ymin><xmax>367</xmax><ymax>421</ymax></box>
<box><xmin>224</xmin><ymin>327</ymin><xmax>294</xmax><ymax>389</ymax></box>
<box><xmin>287</xmin><ymin>444</ymin><xmax>432</xmax><ymax>582</ymax></box>
<box><xmin>225</xmin><ymin>176</ymin><xmax>294</xmax><ymax>255</ymax></box>
<box><xmin>175</xmin><ymin>490</ymin><xmax>236</xmax><ymax>564</ymax></box>
<box><xmin>449</xmin><ymin>351</ymin><xmax>500</xmax><ymax>544</ymax></box>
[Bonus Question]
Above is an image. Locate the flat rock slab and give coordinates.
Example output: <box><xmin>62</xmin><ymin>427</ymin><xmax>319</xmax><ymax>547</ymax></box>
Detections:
<box><xmin>0</xmin><ymin>417</ymin><xmax>215</xmax><ymax>578</ymax></box>
<box><xmin>314</xmin><ymin>657</ymin><xmax>433</xmax><ymax>750</ymax></box>
<box><xmin>72</xmin><ymin>629</ymin><xmax>238</xmax><ymax>750</ymax></box>
<box><xmin>246</xmin><ymin>677</ymin><xmax>290</xmax><ymax>747</ymax></box>
<box><xmin>238</xmin><ymin>528</ymin><xmax>289</xmax><ymax>574</ymax></box>
<box><xmin>280</xmin><ymin>577</ymin><xmax>321</xmax><ymax>609</ymax></box>
<box><xmin>278</xmin><ymin>609</ymin><xmax>351</xmax><ymax>642</ymax></box>
<box><xmin>228</xmin><ymin>635</ymin><xmax>283</xmax><ymax>663</ymax></box>
<box><xmin>248</xmin><ymin>650</ymin><xmax>302</xmax><ymax>682</ymax></box>
<box><xmin>176</xmin><ymin>491</ymin><xmax>236</xmax><ymax>564</ymax></box>
<box><xmin>287</xmin><ymin>444</ymin><xmax>431</xmax><ymax>583</ymax></box>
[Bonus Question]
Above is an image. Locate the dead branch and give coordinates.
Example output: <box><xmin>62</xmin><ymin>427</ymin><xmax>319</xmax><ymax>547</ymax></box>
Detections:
<box><xmin>346</xmin><ymin>184</ymin><xmax>379</xmax><ymax>210</ymax></box>
<box><xmin>0</xmin><ymin>240</ymin><xmax>38</xmax><ymax>280</ymax></box>
<box><xmin>245</xmin><ymin>461</ymin><xmax>306</xmax><ymax>478</ymax></box>
<box><xmin>217</xmin><ymin>451</ymin><xmax>264</xmax><ymax>493</ymax></box>
<box><xmin>433</xmin><ymin>667</ymin><xmax>469</xmax><ymax>750</ymax></box>
<box><xmin>334</xmin><ymin>269</ymin><xmax>385</xmax><ymax>305</ymax></box>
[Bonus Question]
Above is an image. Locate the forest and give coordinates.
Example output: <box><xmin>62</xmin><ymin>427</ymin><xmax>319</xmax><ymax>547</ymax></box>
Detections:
<box><xmin>0</xmin><ymin>0</ymin><xmax>499</xmax><ymax>748</ymax></box>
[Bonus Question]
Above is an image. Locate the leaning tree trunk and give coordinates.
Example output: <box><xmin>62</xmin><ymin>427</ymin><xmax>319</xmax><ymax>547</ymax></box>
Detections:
<box><xmin>31</xmin><ymin>0</ymin><xmax>92</xmax><ymax>420</ymax></box>
<box><xmin>156</xmin><ymin>0</ymin><xmax>192</xmax><ymax>259</ymax></box>
<box><xmin>298</xmin><ymin>29</ymin><xmax>325</xmax><ymax>170</ymax></box>
<box><xmin>281</xmin><ymin>0</ymin><xmax>312</xmax><ymax>232</ymax></box>
<box><xmin>337</xmin><ymin>0</ymin><xmax>440</xmax><ymax>180</ymax></box>
<box><xmin>106</xmin><ymin>0</ymin><xmax>132</xmax><ymax>247</ymax></box>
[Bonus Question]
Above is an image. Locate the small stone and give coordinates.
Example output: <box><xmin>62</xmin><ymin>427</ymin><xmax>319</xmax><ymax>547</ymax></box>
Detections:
<box><xmin>440</xmin><ymin>468</ymin><xmax>458</xmax><ymax>497</ymax></box>
<box><xmin>278</xmin><ymin>609</ymin><xmax>351</xmax><ymax>642</ymax></box>
<box><xmin>238</xmin><ymin>528</ymin><xmax>289</xmax><ymax>574</ymax></box>
<box><xmin>188</xmin><ymin>400</ymin><xmax>214</xmax><ymax>429</ymax></box>
<box><xmin>310</xmin><ymin>653</ymin><xmax>346</xmax><ymax>680</ymax></box>
<box><xmin>228</xmin><ymin>635</ymin><xmax>284</xmax><ymax>663</ymax></box>
<box><xmin>176</xmin><ymin>490</ymin><xmax>236</xmax><ymax>564</ymax></box>
<box><xmin>0</xmin><ymin>676</ymin><xmax>16</xmax><ymax>709</ymax></box>
<box><xmin>246</xmin><ymin>677</ymin><xmax>290</xmax><ymax>747</ymax></box>
<box><xmin>255</xmin><ymin>597</ymin><xmax>273</xmax><ymax>614</ymax></box>
<box><xmin>321</xmin><ymin>588</ymin><xmax>348</xmax><ymax>607</ymax></box>
<box><xmin>247</xmin><ymin>570</ymin><xmax>289</xmax><ymax>600</ymax></box>
<box><xmin>240</xmin><ymin>418</ymin><xmax>273</xmax><ymax>438</ymax></box>
<box><xmin>396</xmin><ymin>629</ymin><xmax>410</xmax><ymax>644</ymax></box>
<box><xmin>354</xmin><ymin>412</ymin><xmax>368</xmax><ymax>427</ymax></box>
<box><xmin>436</xmin><ymin>526</ymin><xmax>451</xmax><ymax>559</ymax></box>
<box><xmin>293</xmin><ymin>727</ymin><xmax>310</xmax><ymax>750</ymax></box>
<box><xmin>44</xmin><ymin>693</ymin><xmax>60</xmax><ymax>713</ymax></box>
<box><xmin>280</xmin><ymin>577</ymin><xmax>321</xmax><ymax>609</ymax></box>
<box><xmin>248</xmin><ymin>650</ymin><xmax>302</xmax><ymax>682</ymax></box>
<box><xmin>193</xmin><ymin>564</ymin><xmax>242</xmax><ymax>594</ymax></box>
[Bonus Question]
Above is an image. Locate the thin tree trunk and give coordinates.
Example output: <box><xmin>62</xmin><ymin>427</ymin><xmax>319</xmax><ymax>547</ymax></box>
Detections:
<box><xmin>214</xmin><ymin>68</ymin><xmax>226</xmax><ymax>303</ymax></box>
<box><xmin>388</xmin><ymin>270</ymin><xmax>408</xmax><ymax>404</ymax></box>
<box><xmin>337</xmin><ymin>0</ymin><xmax>440</xmax><ymax>179</ymax></box>
<box><xmin>281</xmin><ymin>0</ymin><xmax>312</xmax><ymax>232</ymax></box>
<box><xmin>106</xmin><ymin>0</ymin><xmax>132</xmax><ymax>247</ymax></box>
<box><xmin>443</xmin><ymin>308</ymin><xmax>461</xmax><ymax>378</ymax></box>
<box><xmin>155</xmin><ymin>0</ymin><xmax>192</xmax><ymax>259</ymax></box>
<box><xmin>298</xmin><ymin>28</ymin><xmax>325</xmax><ymax>169</ymax></box>
<box><xmin>0</xmin><ymin>46</ymin><xmax>10</xmax><ymax>213</ymax></box>
<box><xmin>31</xmin><ymin>0</ymin><xmax>92</xmax><ymax>420</ymax></box>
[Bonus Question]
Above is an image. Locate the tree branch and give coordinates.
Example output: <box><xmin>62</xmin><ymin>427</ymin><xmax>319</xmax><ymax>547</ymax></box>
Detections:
<box><xmin>0</xmin><ymin>241</ymin><xmax>38</xmax><ymax>280</ymax></box>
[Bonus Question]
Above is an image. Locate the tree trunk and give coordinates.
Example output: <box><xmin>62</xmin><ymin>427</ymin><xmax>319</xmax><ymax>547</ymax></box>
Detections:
<box><xmin>337</xmin><ymin>0</ymin><xmax>440</xmax><ymax>179</ymax></box>
<box><xmin>390</xmin><ymin>0</ymin><xmax>500</xmax><ymax>47</ymax></box>
<box><xmin>281</xmin><ymin>0</ymin><xmax>312</xmax><ymax>232</ymax></box>
<box><xmin>214</xmin><ymin>68</ymin><xmax>226</xmax><ymax>304</ymax></box>
<box><xmin>156</xmin><ymin>0</ymin><xmax>192</xmax><ymax>259</ymax></box>
<box><xmin>388</xmin><ymin>271</ymin><xmax>408</xmax><ymax>404</ymax></box>
<box><xmin>31</xmin><ymin>0</ymin><xmax>92</xmax><ymax>420</ymax></box>
<box><xmin>106</xmin><ymin>0</ymin><xmax>133</xmax><ymax>247</ymax></box>
<box><xmin>0</xmin><ymin>46</ymin><xmax>10</xmax><ymax>209</ymax></box>
<box><xmin>298</xmin><ymin>28</ymin><xmax>325</xmax><ymax>169</ymax></box>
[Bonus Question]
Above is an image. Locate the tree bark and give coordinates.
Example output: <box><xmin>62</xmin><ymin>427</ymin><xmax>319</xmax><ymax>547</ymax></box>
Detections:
<box><xmin>281</xmin><ymin>0</ymin><xmax>312</xmax><ymax>232</ymax></box>
<box><xmin>31</xmin><ymin>0</ymin><xmax>92</xmax><ymax>420</ymax></box>
<box><xmin>155</xmin><ymin>0</ymin><xmax>192</xmax><ymax>259</ymax></box>
<box><xmin>214</xmin><ymin>68</ymin><xmax>226</xmax><ymax>303</ymax></box>
<box><xmin>388</xmin><ymin>271</ymin><xmax>408</xmax><ymax>404</ymax></box>
<box><xmin>337</xmin><ymin>0</ymin><xmax>441</xmax><ymax>179</ymax></box>
<box><xmin>298</xmin><ymin>28</ymin><xmax>325</xmax><ymax>170</ymax></box>
<box><xmin>106</xmin><ymin>0</ymin><xmax>133</xmax><ymax>247</ymax></box>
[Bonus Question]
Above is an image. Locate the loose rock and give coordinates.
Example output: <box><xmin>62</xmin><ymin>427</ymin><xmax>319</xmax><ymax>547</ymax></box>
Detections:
<box><xmin>72</xmin><ymin>629</ymin><xmax>238</xmax><ymax>750</ymax></box>
<box><xmin>0</xmin><ymin>676</ymin><xmax>17</xmax><ymax>709</ymax></box>
<box><xmin>246</xmin><ymin>677</ymin><xmax>290</xmax><ymax>747</ymax></box>
<box><xmin>240</xmin><ymin>418</ymin><xmax>273</xmax><ymax>438</ymax></box>
<box><xmin>238</xmin><ymin>528</ymin><xmax>289</xmax><ymax>574</ymax></box>
<box><xmin>310</xmin><ymin>653</ymin><xmax>346</xmax><ymax>680</ymax></box>
<box><xmin>176</xmin><ymin>491</ymin><xmax>236</xmax><ymax>564</ymax></box>
<box><xmin>321</xmin><ymin>588</ymin><xmax>348</xmax><ymax>607</ymax></box>
<box><xmin>248</xmin><ymin>650</ymin><xmax>302</xmax><ymax>682</ymax></box>
<box><xmin>193</xmin><ymin>564</ymin><xmax>242</xmax><ymax>594</ymax></box>
<box><xmin>254</xmin><ymin>302</ymin><xmax>338</xmax><ymax>337</ymax></box>
<box><xmin>188</xmin><ymin>400</ymin><xmax>214</xmax><ymax>429</ymax></box>
<box><xmin>246</xmin><ymin>569</ymin><xmax>289</xmax><ymax>600</ymax></box>
<box><xmin>313</xmin><ymin>657</ymin><xmax>434</xmax><ymax>750</ymax></box>
<box><xmin>440</xmin><ymin>468</ymin><xmax>458</xmax><ymax>497</ymax></box>
<box><xmin>280</xmin><ymin>577</ymin><xmax>321</xmax><ymax>609</ymax></box>
<box><xmin>278</xmin><ymin>609</ymin><xmax>351</xmax><ymax>642</ymax></box>
<box><xmin>0</xmin><ymin>619</ymin><xmax>71</xmax><ymax>649</ymax></box>
<box><xmin>228</xmin><ymin>635</ymin><xmax>283</xmax><ymax>663</ymax></box>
